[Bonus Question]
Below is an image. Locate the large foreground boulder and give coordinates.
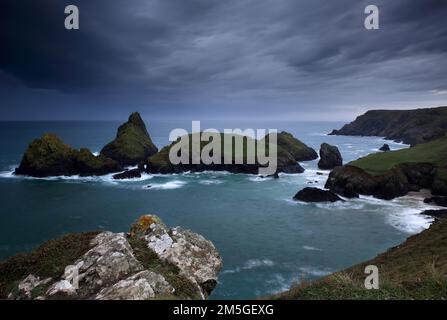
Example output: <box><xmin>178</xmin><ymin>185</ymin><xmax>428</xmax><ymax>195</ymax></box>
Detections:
<box><xmin>293</xmin><ymin>187</ymin><xmax>344</xmax><ymax>203</ymax></box>
<box><xmin>101</xmin><ymin>112</ymin><xmax>158</xmax><ymax>166</ymax></box>
<box><xmin>379</xmin><ymin>144</ymin><xmax>391</xmax><ymax>152</ymax></box>
<box><xmin>2</xmin><ymin>215</ymin><xmax>222</xmax><ymax>300</ymax></box>
<box><xmin>318</xmin><ymin>143</ymin><xmax>343</xmax><ymax>170</ymax></box>
<box><xmin>15</xmin><ymin>134</ymin><xmax>122</xmax><ymax>177</ymax></box>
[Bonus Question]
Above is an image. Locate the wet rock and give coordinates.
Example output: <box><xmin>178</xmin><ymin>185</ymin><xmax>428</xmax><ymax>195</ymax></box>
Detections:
<box><xmin>293</xmin><ymin>187</ymin><xmax>344</xmax><ymax>203</ymax></box>
<box><xmin>318</xmin><ymin>143</ymin><xmax>343</xmax><ymax>170</ymax></box>
<box><xmin>420</xmin><ymin>209</ymin><xmax>447</xmax><ymax>220</ymax></box>
<box><xmin>113</xmin><ymin>169</ymin><xmax>142</xmax><ymax>180</ymax></box>
<box><xmin>424</xmin><ymin>196</ymin><xmax>447</xmax><ymax>207</ymax></box>
<box><xmin>379</xmin><ymin>144</ymin><xmax>391</xmax><ymax>152</ymax></box>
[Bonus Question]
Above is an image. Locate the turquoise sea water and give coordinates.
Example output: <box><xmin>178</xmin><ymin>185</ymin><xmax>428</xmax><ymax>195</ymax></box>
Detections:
<box><xmin>0</xmin><ymin>120</ymin><xmax>439</xmax><ymax>299</ymax></box>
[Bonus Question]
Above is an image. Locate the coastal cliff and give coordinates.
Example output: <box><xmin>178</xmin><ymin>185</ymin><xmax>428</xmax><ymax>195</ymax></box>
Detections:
<box><xmin>329</xmin><ymin>106</ymin><xmax>447</xmax><ymax>146</ymax></box>
<box><xmin>0</xmin><ymin>215</ymin><xmax>222</xmax><ymax>300</ymax></box>
<box><xmin>325</xmin><ymin>135</ymin><xmax>447</xmax><ymax>199</ymax></box>
<box><xmin>271</xmin><ymin>215</ymin><xmax>447</xmax><ymax>300</ymax></box>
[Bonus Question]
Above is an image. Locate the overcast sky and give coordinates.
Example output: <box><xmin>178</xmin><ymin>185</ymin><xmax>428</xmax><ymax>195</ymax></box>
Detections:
<box><xmin>1</xmin><ymin>0</ymin><xmax>447</xmax><ymax>121</ymax></box>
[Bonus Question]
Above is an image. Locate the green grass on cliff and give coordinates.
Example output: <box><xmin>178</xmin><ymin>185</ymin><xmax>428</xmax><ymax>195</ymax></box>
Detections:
<box><xmin>270</xmin><ymin>218</ymin><xmax>447</xmax><ymax>300</ymax></box>
<box><xmin>350</xmin><ymin>135</ymin><xmax>447</xmax><ymax>175</ymax></box>
<box><xmin>0</xmin><ymin>232</ymin><xmax>99</xmax><ymax>299</ymax></box>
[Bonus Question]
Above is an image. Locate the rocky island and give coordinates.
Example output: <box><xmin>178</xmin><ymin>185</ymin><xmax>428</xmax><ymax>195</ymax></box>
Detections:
<box><xmin>0</xmin><ymin>215</ymin><xmax>222</xmax><ymax>300</ymax></box>
<box><xmin>14</xmin><ymin>113</ymin><xmax>317</xmax><ymax>178</ymax></box>
<box><xmin>329</xmin><ymin>106</ymin><xmax>447</xmax><ymax>146</ymax></box>
<box><xmin>146</xmin><ymin>131</ymin><xmax>315</xmax><ymax>175</ymax></box>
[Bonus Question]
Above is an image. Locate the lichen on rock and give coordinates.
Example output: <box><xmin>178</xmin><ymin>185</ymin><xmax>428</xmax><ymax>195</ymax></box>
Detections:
<box><xmin>2</xmin><ymin>215</ymin><xmax>221</xmax><ymax>300</ymax></box>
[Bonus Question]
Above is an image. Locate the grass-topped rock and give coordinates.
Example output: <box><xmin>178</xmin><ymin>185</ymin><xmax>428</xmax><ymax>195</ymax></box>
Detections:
<box><xmin>0</xmin><ymin>215</ymin><xmax>222</xmax><ymax>300</ymax></box>
<box><xmin>146</xmin><ymin>132</ymin><xmax>304</xmax><ymax>175</ymax></box>
<box><xmin>265</xmin><ymin>131</ymin><xmax>318</xmax><ymax>161</ymax></box>
<box><xmin>101</xmin><ymin>112</ymin><xmax>158</xmax><ymax>166</ymax></box>
<box><xmin>15</xmin><ymin>134</ymin><xmax>123</xmax><ymax>177</ymax></box>
<box><xmin>329</xmin><ymin>106</ymin><xmax>447</xmax><ymax>146</ymax></box>
<box><xmin>325</xmin><ymin>135</ymin><xmax>447</xmax><ymax>199</ymax></box>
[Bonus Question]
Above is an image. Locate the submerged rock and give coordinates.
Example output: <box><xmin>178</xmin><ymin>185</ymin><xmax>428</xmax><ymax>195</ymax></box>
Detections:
<box><xmin>101</xmin><ymin>112</ymin><xmax>158</xmax><ymax>166</ymax></box>
<box><xmin>318</xmin><ymin>143</ymin><xmax>343</xmax><ymax>170</ymax></box>
<box><xmin>293</xmin><ymin>187</ymin><xmax>344</xmax><ymax>203</ymax></box>
<box><xmin>3</xmin><ymin>215</ymin><xmax>222</xmax><ymax>300</ymax></box>
<box><xmin>379</xmin><ymin>144</ymin><xmax>391</xmax><ymax>152</ymax></box>
<box><xmin>14</xmin><ymin>134</ymin><xmax>122</xmax><ymax>177</ymax></box>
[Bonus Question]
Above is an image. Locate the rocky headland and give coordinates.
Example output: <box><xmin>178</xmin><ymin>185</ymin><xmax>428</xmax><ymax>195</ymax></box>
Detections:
<box><xmin>324</xmin><ymin>135</ymin><xmax>447</xmax><ymax>200</ymax></box>
<box><xmin>0</xmin><ymin>215</ymin><xmax>222</xmax><ymax>300</ymax></box>
<box><xmin>270</xmin><ymin>213</ymin><xmax>447</xmax><ymax>300</ymax></box>
<box><xmin>329</xmin><ymin>106</ymin><xmax>447</xmax><ymax>146</ymax></box>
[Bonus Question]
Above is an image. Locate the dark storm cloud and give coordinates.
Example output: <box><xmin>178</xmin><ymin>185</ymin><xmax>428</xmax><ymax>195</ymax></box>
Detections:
<box><xmin>1</xmin><ymin>0</ymin><xmax>447</xmax><ymax>120</ymax></box>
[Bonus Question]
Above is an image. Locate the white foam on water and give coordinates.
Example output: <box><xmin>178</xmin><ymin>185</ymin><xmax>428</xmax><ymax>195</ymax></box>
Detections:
<box><xmin>299</xmin><ymin>266</ymin><xmax>332</xmax><ymax>277</ymax></box>
<box><xmin>145</xmin><ymin>180</ymin><xmax>187</xmax><ymax>190</ymax></box>
<box><xmin>198</xmin><ymin>179</ymin><xmax>223</xmax><ymax>185</ymax></box>
<box><xmin>248</xmin><ymin>176</ymin><xmax>273</xmax><ymax>182</ymax></box>
<box><xmin>222</xmin><ymin>259</ymin><xmax>275</xmax><ymax>274</ymax></box>
<box><xmin>302</xmin><ymin>245</ymin><xmax>323</xmax><ymax>251</ymax></box>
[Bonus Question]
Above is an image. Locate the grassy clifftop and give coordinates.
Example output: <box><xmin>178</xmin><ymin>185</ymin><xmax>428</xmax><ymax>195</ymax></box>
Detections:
<box><xmin>350</xmin><ymin>135</ymin><xmax>447</xmax><ymax>176</ymax></box>
<box><xmin>271</xmin><ymin>217</ymin><xmax>447</xmax><ymax>300</ymax></box>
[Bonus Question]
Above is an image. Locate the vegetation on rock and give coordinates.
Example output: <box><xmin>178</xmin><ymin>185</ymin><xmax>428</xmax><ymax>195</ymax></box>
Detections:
<box><xmin>270</xmin><ymin>216</ymin><xmax>447</xmax><ymax>300</ymax></box>
<box><xmin>329</xmin><ymin>106</ymin><xmax>447</xmax><ymax>146</ymax></box>
<box><xmin>101</xmin><ymin>112</ymin><xmax>158</xmax><ymax>166</ymax></box>
<box><xmin>146</xmin><ymin>132</ymin><xmax>305</xmax><ymax>174</ymax></box>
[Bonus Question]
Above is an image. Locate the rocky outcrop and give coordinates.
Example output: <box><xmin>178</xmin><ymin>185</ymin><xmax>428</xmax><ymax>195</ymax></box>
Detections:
<box><xmin>318</xmin><ymin>143</ymin><xmax>342</xmax><ymax>170</ymax></box>
<box><xmin>3</xmin><ymin>215</ymin><xmax>222</xmax><ymax>300</ymax></box>
<box><xmin>14</xmin><ymin>134</ymin><xmax>123</xmax><ymax>177</ymax></box>
<box><xmin>329</xmin><ymin>106</ymin><xmax>447</xmax><ymax>146</ymax></box>
<box><xmin>146</xmin><ymin>133</ymin><xmax>304</xmax><ymax>175</ymax></box>
<box><xmin>424</xmin><ymin>197</ymin><xmax>447</xmax><ymax>207</ymax></box>
<box><xmin>265</xmin><ymin>132</ymin><xmax>318</xmax><ymax>161</ymax></box>
<box><xmin>379</xmin><ymin>144</ymin><xmax>391</xmax><ymax>152</ymax></box>
<box><xmin>293</xmin><ymin>187</ymin><xmax>344</xmax><ymax>203</ymax></box>
<box><xmin>113</xmin><ymin>169</ymin><xmax>142</xmax><ymax>180</ymax></box>
<box><xmin>101</xmin><ymin>112</ymin><xmax>158</xmax><ymax>166</ymax></box>
<box><xmin>420</xmin><ymin>209</ymin><xmax>447</xmax><ymax>220</ymax></box>
<box><xmin>325</xmin><ymin>163</ymin><xmax>440</xmax><ymax>200</ymax></box>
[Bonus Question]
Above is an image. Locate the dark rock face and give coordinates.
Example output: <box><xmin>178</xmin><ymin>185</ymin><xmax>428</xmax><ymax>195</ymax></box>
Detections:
<box><xmin>379</xmin><ymin>144</ymin><xmax>391</xmax><ymax>152</ymax></box>
<box><xmin>15</xmin><ymin>134</ymin><xmax>122</xmax><ymax>177</ymax></box>
<box><xmin>424</xmin><ymin>197</ymin><xmax>447</xmax><ymax>207</ymax></box>
<box><xmin>318</xmin><ymin>143</ymin><xmax>343</xmax><ymax>170</ymax></box>
<box><xmin>101</xmin><ymin>112</ymin><xmax>158</xmax><ymax>166</ymax></box>
<box><xmin>329</xmin><ymin>107</ymin><xmax>447</xmax><ymax>146</ymax></box>
<box><xmin>325</xmin><ymin>163</ymin><xmax>441</xmax><ymax>200</ymax></box>
<box><xmin>293</xmin><ymin>187</ymin><xmax>344</xmax><ymax>203</ymax></box>
<box><xmin>113</xmin><ymin>169</ymin><xmax>142</xmax><ymax>180</ymax></box>
<box><xmin>420</xmin><ymin>209</ymin><xmax>447</xmax><ymax>220</ymax></box>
